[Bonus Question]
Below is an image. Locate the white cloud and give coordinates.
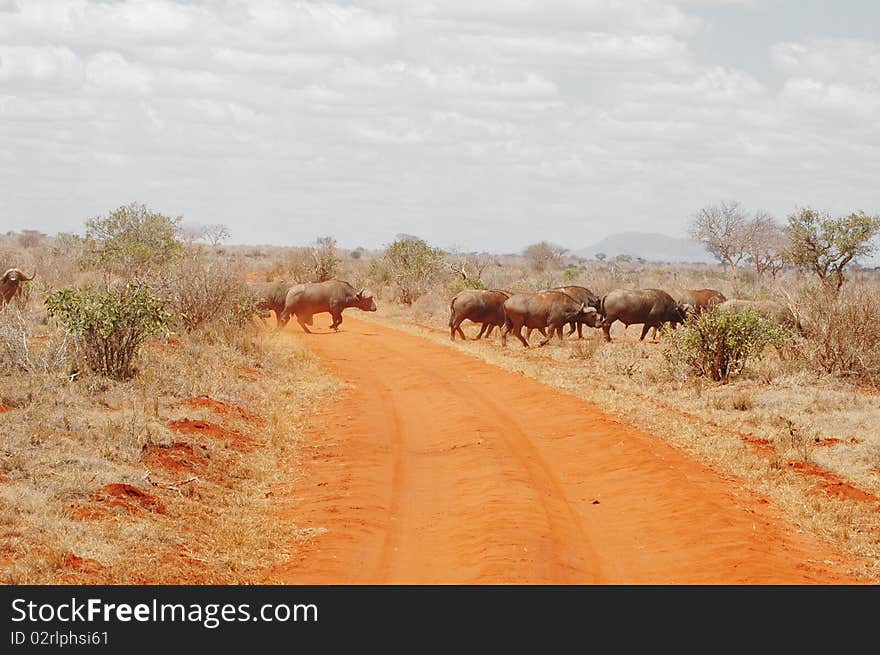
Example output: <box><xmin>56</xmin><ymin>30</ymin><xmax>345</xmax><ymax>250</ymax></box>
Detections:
<box><xmin>0</xmin><ymin>1</ymin><xmax>878</xmax><ymax>251</ymax></box>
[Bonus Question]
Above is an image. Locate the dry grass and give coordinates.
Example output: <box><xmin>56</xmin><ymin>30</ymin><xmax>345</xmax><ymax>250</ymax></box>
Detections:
<box><xmin>0</xmin><ymin>324</ymin><xmax>337</xmax><ymax>584</ymax></box>
<box><xmin>361</xmin><ymin>302</ymin><xmax>880</xmax><ymax>581</ymax></box>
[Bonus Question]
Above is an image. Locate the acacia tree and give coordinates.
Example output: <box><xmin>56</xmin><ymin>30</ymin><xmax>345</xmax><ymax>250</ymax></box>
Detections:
<box><xmin>382</xmin><ymin>237</ymin><xmax>445</xmax><ymax>304</ymax></box>
<box><xmin>745</xmin><ymin>212</ymin><xmax>787</xmax><ymax>278</ymax></box>
<box><xmin>688</xmin><ymin>200</ymin><xmax>750</xmax><ymax>280</ymax></box>
<box><xmin>80</xmin><ymin>203</ymin><xmax>183</xmax><ymax>284</ymax></box>
<box><xmin>784</xmin><ymin>208</ymin><xmax>880</xmax><ymax>291</ymax></box>
<box><xmin>523</xmin><ymin>241</ymin><xmax>567</xmax><ymax>273</ymax></box>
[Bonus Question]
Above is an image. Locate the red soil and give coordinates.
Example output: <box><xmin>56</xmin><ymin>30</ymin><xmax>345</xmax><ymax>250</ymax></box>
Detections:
<box><xmin>72</xmin><ymin>483</ymin><xmax>166</xmax><ymax>519</ymax></box>
<box><xmin>168</xmin><ymin>418</ymin><xmax>257</xmax><ymax>451</ymax></box>
<box><xmin>184</xmin><ymin>395</ymin><xmax>266</xmax><ymax>426</ymax></box>
<box><xmin>267</xmin><ymin>314</ymin><xmax>863</xmax><ymax>584</ymax></box>
<box><xmin>0</xmin><ymin>405</ymin><xmax>10</xmax><ymax>413</ymax></box>
<box><xmin>142</xmin><ymin>442</ymin><xmax>207</xmax><ymax>474</ymax></box>
<box><xmin>787</xmin><ymin>461</ymin><xmax>880</xmax><ymax>505</ymax></box>
<box><xmin>63</xmin><ymin>553</ymin><xmax>103</xmax><ymax>575</ymax></box>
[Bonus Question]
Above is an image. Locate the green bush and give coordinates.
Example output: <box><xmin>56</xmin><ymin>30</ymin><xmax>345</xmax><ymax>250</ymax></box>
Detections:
<box><xmin>448</xmin><ymin>278</ymin><xmax>487</xmax><ymax>294</ymax></box>
<box><xmin>44</xmin><ymin>283</ymin><xmax>173</xmax><ymax>380</ymax></box>
<box><xmin>664</xmin><ymin>308</ymin><xmax>787</xmax><ymax>382</ymax></box>
<box><xmin>80</xmin><ymin>202</ymin><xmax>183</xmax><ymax>281</ymax></box>
<box><xmin>381</xmin><ymin>237</ymin><xmax>446</xmax><ymax>304</ymax></box>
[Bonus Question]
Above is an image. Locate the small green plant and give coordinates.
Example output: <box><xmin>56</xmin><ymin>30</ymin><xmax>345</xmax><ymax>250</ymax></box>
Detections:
<box><xmin>448</xmin><ymin>278</ymin><xmax>487</xmax><ymax>294</ymax></box>
<box><xmin>44</xmin><ymin>283</ymin><xmax>173</xmax><ymax>380</ymax></box>
<box><xmin>665</xmin><ymin>308</ymin><xmax>787</xmax><ymax>382</ymax></box>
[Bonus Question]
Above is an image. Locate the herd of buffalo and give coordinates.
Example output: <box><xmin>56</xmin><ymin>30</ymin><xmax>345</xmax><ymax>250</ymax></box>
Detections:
<box><xmin>256</xmin><ymin>278</ymin><xmax>805</xmax><ymax>347</ymax></box>
<box><xmin>1</xmin><ymin>268</ymin><xmax>803</xmax><ymax>347</ymax></box>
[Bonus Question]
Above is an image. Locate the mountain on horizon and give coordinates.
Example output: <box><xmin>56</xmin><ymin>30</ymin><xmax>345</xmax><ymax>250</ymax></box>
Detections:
<box><xmin>574</xmin><ymin>231</ymin><xmax>715</xmax><ymax>264</ymax></box>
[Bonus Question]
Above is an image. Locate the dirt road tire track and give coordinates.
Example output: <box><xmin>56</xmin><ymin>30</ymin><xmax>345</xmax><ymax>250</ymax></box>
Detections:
<box><xmin>268</xmin><ymin>315</ymin><xmax>857</xmax><ymax>584</ymax></box>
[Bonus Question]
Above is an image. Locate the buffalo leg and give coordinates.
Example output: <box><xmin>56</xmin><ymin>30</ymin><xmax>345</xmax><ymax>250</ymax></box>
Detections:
<box><xmin>330</xmin><ymin>311</ymin><xmax>344</xmax><ymax>331</ymax></box>
<box><xmin>451</xmin><ymin>318</ymin><xmax>466</xmax><ymax>340</ymax></box>
<box><xmin>475</xmin><ymin>323</ymin><xmax>489</xmax><ymax>340</ymax></box>
<box><xmin>514</xmin><ymin>325</ymin><xmax>530</xmax><ymax>348</ymax></box>
<box><xmin>602</xmin><ymin>320</ymin><xmax>613</xmax><ymax>342</ymax></box>
<box><xmin>639</xmin><ymin>323</ymin><xmax>653</xmax><ymax>341</ymax></box>
<box><xmin>295</xmin><ymin>314</ymin><xmax>312</xmax><ymax>334</ymax></box>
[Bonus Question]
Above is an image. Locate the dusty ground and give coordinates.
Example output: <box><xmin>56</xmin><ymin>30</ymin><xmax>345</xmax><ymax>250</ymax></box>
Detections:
<box><xmin>268</xmin><ymin>314</ymin><xmax>865</xmax><ymax>584</ymax></box>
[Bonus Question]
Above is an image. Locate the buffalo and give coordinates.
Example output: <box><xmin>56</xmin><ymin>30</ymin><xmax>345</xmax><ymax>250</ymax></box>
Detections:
<box><xmin>549</xmin><ymin>285</ymin><xmax>601</xmax><ymax>338</ymax></box>
<box><xmin>649</xmin><ymin>288</ymin><xmax>726</xmax><ymax>338</ymax></box>
<box><xmin>502</xmin><ymin>291</ymin><xmax>600</xmax><ymax>348</ymax></box>
<box><xmin>280</xmin><ymin>279</ymin><xmax>377</xmax><ymax>333</ymax></box>
<box><xmin>448</xmin><ymin>289</ymin><xmax>510</xmax><ymax>341</ymax></box>
<box><xmin>256</xmin><ymin>280</ymin><xmax>291</xmax><ymax>327</ymax></box>
<box><xmin>1</xmin><ymin>268</ymin><xmax>35</xmax><ymax>306</ymax></box>
<box><xmin>600</xmin><ymin>288</ymin><xmax>688</xmax><ymax>342</ymax></box>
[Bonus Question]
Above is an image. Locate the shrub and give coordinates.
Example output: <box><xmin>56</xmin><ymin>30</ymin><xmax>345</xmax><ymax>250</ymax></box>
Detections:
<box><xmin>80</xmin><ymin>202</ymin><xmax>183</xmax><ymax>281</ymax></box>
<box><xmin>161</xmin><ymin>253</ymin><xmax>260</xmax><ymax>332</ymax></box>
<box><xmin>380</xmin><ymin>237</ymin><xmax>446</xmax><ymax>304</ymax></box>
<box><xmin>0</xmin><ymin>308</ymin><xmax>72</xmax><ymax>373</ymax></box>
<box><xmin>664</xmin><ymin>308</ymin><xmax>788</xmax><ymax>382</ymax></box>
<box><xmin>44</xmin><ymin>283</ymin><xmax>173</xmax><ymax>380</ymax></box>
<box><xmin>448</xmin><ymin>278</ymin><xmax>487</xmax><ymax>294</ymax></box>
<box><xmin>798</xmin><ymin>284</ymin><xmax>880</xmax><ymax>386</ymax></box>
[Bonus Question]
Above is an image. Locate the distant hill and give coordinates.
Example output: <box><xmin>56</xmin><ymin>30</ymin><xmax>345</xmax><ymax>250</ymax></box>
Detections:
<box><xmin>574</xmin><ymin>232</ymin><xmax>714</xmax><ymax>264</ymax></box>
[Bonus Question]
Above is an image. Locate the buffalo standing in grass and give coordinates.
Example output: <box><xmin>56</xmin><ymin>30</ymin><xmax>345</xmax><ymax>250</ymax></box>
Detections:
<box><xmin>1</xmin><ymin>268</ymin><xmax>35</xmax><ymax>307</ymax></box>
<box><xmin>649</xmin><ymin>288</ymin><xmax>726</xmax><ymax>338</ymax></box>
<box><xmin>448</xmin><ymin>289</ymin><xmax>510</xmax><ymax>341</ymax></box>
<box><xmin>280</xmin><ymin>279</ymin><xmax>377</xmax><ymax>333</ymax></box>
<box><xmin>502</xmin><ymin>291</ymin><xmax>600</xmax><ymax>347</ymax></box>
<box><xmin>600</xmin><ymin>288</ymin><xmax>688</xmax><ymax>342</ymax></box>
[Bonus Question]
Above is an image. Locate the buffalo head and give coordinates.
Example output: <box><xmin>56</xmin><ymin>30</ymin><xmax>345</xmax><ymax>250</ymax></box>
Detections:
<box><xmin>577</xmin><ymin>304</ymin><xmax>601</xmax><ymax>328</ymax></box>
<box><xmin>1</xmin><ymin>268</ymin><xmax>36</xmax><ymax>305</ymax></box>
<box><xmin>676</xmin><ymin>302</ymin><xmax>696</xmax><ymax>324</ymax></box>
<box><xmin>355</xmin><ymin>288</ymin><xmax>377</xmax><ymax>312</ymax></box>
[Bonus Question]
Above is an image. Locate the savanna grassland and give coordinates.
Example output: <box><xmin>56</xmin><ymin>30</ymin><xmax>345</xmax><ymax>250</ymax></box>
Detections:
<box><xmin>2</xmin><ymin>205</ymin><xmax>880</xmax><ymax>582</ymax></box>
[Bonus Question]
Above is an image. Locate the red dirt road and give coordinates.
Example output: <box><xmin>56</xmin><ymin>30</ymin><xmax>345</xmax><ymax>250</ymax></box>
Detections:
<box><xmin>269</xmin><ymin>315</ymin><xmax>857</xmax><ymax>584</ymax></box>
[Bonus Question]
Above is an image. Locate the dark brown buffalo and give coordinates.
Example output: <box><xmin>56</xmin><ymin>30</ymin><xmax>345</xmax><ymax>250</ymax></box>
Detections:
<box><xmin>502</xmin><ymin>291</ymin><xmax>599</xmax><ymax>347</ymax></box>
<box><xmin>280</xmin><ymin>279</ymin><xmax>377</xmax><ymax>333</ymax></box>
<box><xmin>1</xmin><ymin>268</ymin><xmax>35</xmax><ymax>306</ymax></box>
<box><xmin>448</xmin><ymin>289</ymin><xmax>510</xmax><ymax>341</ymax></box>
<box><xmin>550</xmin><ymin>285</ymin><xmax>601</xmax><ymax>338</ymax></box>
<box><xmin>600</xmin><ymin>288</ymin><xmax>687</xmax><ymax>342</ymax></box>
<box><xmin>649</xmin><ymin>288</ymin><xmax>726</xmax><ymax>338</ymax></box>
<box><xmin>256</xmin><ymin>280</ymin><xmax>291</xmax><ymax>326</ymax></box>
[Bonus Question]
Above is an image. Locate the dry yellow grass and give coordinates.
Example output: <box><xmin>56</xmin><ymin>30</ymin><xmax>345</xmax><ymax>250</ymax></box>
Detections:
<box><xmin>362</xmin><ymin>304</ymin><xmax>880</xmax><ymax>581</ymax></box>
<box><xmin>0</xmin><ymin>324</ymin><xmax>338</xmax><ymax>584</ymax></box>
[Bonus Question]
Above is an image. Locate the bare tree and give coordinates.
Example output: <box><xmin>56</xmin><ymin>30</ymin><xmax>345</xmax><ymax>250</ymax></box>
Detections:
<box><xmin>745</xmin><ymin>212</ymin><xmax>787</xmax><ymax>278</ymax></box>
<box><xmin>523</xmin><ymin>241</ymin><xmax>567</xmax><ymax>273</ymax></box>
<box><xmin>446</xmin><ymin>248</ymin><xmax>493</xmax><ymax>283</ymax></box>
<box><xmin>311</xmin><ymin>236</ymin><xmax>340</xmax><ymax>282</ymax></box>
<box><xmin>688</xmin><ymin>200</ymin><xmax>750</xmax><ymax>280</ymax></box>
<box><xmin>202</xmin><ymin>224</ymin><xmax>230</xmax><ymax>247</ymax></box>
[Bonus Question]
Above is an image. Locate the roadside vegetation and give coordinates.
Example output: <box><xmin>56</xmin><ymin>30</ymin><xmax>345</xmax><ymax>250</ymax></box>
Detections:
<box><xmin>0</xmin><ymin>207</ymin><xmax>337</xmax><ymax>583</ymax></box>
<box><xmin>2</xmin><ymin>198</ymin><xmax>879</xmax><ymax>581</ymax></box>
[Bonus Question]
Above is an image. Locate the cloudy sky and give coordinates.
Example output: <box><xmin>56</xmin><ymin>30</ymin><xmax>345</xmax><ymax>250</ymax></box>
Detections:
<box><xmin>1</xmin><ymin>0</ymin><xmax>878</xmax><ymax>253</ymax></box>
